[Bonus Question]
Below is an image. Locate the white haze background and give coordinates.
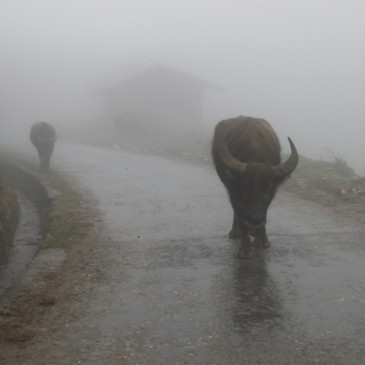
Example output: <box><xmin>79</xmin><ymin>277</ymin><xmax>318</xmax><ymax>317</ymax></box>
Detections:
<box><xmin>1</xmin><ymin>0</ymin><xmax>364</xmax><ymax>174</ymax></box>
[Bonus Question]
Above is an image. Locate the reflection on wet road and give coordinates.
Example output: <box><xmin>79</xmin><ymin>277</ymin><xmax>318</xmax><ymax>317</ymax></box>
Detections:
<box><xmin>51</xmin><ymin>142</ymin><xmax>365</xmax><ymax>364</ymax></box>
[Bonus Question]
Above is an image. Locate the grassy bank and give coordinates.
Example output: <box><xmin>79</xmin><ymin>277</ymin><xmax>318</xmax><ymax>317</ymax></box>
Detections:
<box><xmin>0</xmin><ymin>177</ymin><xmax>19</xmax><ymax>265</ymax></box>
<box><xmin>0</xmin><ymin>151</ymin><xmax>97</xmax><ymax>251</ymax></box>
<box><xmin>38</xmin><ymin>170</ymin><xmax>96</xmax><ymax>249</ymax></box>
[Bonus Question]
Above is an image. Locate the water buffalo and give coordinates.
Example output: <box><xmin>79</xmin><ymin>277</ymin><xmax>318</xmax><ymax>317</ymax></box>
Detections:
<box><xmin>212</xmin><ymin>116</ymin><xmax>298</xmax><ymax>258</ymax></box>
<box><xmin>30</xmin><ymin>121</ymin><xmax>57</xmax><ymax>171</ymax></box>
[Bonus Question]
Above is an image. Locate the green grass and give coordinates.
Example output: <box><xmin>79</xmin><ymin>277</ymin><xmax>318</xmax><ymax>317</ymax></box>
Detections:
<box><xmin>38</xmin><ymin>171</ymin><xmax>94</xmax><ymax>249</ymax></box>
<box><xmin>0</xmin><ymin>149</ymin><xmax>96</xmax><ymax>250</ymax></box>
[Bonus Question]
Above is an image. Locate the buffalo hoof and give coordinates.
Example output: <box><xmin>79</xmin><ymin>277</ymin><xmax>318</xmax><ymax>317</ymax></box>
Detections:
<box><xmin>229</xmin><ymin>229</ymin><xmax>242</xmax><ymax>239</ymax></box>
<box><xmin>237</xmin><ymin>246</ymin><xmax>254</xmax><ymax>259</ymax></box>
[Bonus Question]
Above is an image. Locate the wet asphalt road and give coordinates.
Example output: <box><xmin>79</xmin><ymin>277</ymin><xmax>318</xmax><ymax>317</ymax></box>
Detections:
<box><xmin>42</xmin><ymin>143</ymin><xmax>365</xmax><ymax>363</ymax></box>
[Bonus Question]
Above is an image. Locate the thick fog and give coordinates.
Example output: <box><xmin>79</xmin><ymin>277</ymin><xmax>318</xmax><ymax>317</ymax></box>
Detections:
<box><xmin>1</xmin><ymin>0</ymin><xmax>365</xmax><ymax>175</ymax></box>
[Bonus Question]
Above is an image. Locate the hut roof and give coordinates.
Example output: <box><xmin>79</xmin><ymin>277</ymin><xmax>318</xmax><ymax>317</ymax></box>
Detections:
<box><xmin>94</xmin><ymin>58</ymin><xmax>224</xmax><ymax>96</ymax></box>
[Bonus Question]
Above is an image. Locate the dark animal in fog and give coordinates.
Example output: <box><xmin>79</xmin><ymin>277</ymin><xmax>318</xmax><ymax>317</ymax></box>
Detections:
<box><xmin>30</xmin><ymin>121</ymin><xmax>57</xmax><ymax>171</ymax></box>
<box><xmin>212</xmin><ymin>116</ymin><xmax>298</xmax><ymax>258</ymax></box>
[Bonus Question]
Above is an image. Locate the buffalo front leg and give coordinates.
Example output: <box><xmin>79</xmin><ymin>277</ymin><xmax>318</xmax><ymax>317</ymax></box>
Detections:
<box><xmin>253</xmin><ymin>225</ymin><xmax>270</xmax><ymax>248</ymax></box>
<box><xmin>44</xmin><ymin>157</ymin><xmax>50</xmax><ymax>171</ymax></box>
<box><xmin>229</xmin><ymin>211</ymin><xmax>241</xmax><ymax>239</ymax></box>
<box><xmin>237</xmin><ymin>223</ymin><xmax>254</xmax><ymax>258</ymax></box>
<box><xmin>40</xmin><ymin>157</ymin><xmax>47</xmax><ymax>170</ymax></box>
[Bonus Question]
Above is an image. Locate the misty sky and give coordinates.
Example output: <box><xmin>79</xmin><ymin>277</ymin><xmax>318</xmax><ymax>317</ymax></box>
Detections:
<box><xmin>1</xmin><ymin>0</ymin><xmax>365</xmax><ymax>174</ymax></box>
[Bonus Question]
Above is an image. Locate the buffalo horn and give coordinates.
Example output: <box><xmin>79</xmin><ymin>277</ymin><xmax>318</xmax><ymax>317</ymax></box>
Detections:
<box><xmin>219</xmin><ymin>141</ymin><xmax>247</xmax><ymax>175</ymax></box>
<box><xmin>272</xmin><ymin>137</ymin><xmax>299</xmax><ymax>178</ymax></box>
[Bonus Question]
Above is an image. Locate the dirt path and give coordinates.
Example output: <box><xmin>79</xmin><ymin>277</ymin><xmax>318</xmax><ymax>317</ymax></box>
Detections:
<box><xmin>1</xmin><ymin>142</ymin><xmax>365</xmax><ymax>364</ymax></box>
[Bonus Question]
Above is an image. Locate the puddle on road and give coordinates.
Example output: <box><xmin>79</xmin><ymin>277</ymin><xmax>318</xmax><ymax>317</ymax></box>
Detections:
<box><xmin>0</xmin><ymin>192</ymin><xmax>41</xmax><ymax>299</ymax></box>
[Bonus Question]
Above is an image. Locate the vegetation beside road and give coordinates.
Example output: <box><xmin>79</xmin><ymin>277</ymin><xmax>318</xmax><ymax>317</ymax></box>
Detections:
<box><xmin>0</xmin><ymin>151</ymin><xmax>96</xmax><ymax>251</ymax></box>
<box><xmin>0</xmin><ymin>151</ymin><xmax>99</xmax><ymax>346</ymax></box>
<box><xmin>0</xmin><ymin>178</ymin><xmax>19</xmax><ymax>265</ymax></box>
<box><xmin>38</xmin><ymin>170</ymin><xmax>95</xmax><ymax>249</ymax></box>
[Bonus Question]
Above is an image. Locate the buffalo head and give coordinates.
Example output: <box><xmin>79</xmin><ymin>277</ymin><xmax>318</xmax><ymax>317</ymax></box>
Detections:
<box><xmin>219</xmin><ymin>136</ymin><xmax>298</xmax><ymax>228</ymax></box>
<box><xmin>219</xmin><ymin>137</ymin><xmax>298</xmax><ymax>228</ymax></box>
